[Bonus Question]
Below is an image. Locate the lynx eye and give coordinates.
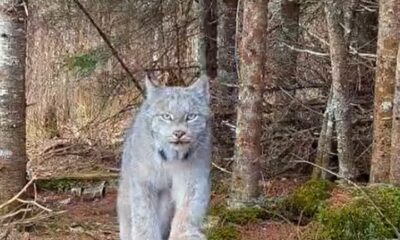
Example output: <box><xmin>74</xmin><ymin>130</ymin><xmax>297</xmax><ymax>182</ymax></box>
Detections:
<box><xmin>186</xmin><ymin>113</ymin><xmax>198</xmax><ymax>122</ymax></box>
<box><xmin>160</xmin><ymin>113</ymin><xmax>173</xmax><ymax>121</ymax></box>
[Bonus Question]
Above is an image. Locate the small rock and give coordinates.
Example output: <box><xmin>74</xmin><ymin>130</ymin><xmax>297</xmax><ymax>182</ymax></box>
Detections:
<box><xmin>59</xmin><ymin>197</ymin><xmax>72</xmax><ymax>205</ymax></box>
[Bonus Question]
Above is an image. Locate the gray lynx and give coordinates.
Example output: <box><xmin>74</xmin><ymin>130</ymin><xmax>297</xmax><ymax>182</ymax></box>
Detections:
<box><xmin>117</xmin><ymin>74</ymin><xmax>212</xmax><ymax>240</ymax></box>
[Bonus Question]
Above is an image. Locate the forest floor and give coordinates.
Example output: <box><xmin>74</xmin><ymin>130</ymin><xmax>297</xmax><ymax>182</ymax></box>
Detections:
<box><xmin>11</xmin><ymin>176</ymin><xmax>309</xmax><ymax>240</ymax></box>
<box><xmin>17</xmin><ymin>139</ymin><xmax>311</xmax><ymax>239</ymax></box>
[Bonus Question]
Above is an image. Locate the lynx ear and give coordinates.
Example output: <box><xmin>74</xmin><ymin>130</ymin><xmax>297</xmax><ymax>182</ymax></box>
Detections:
<box><xmin>189</xmin><ymin>74</ymin><xmax>210</xmax><ymax>103</ymax></box>
<box><xmin>144</xmin><ymin>72</ymin><xmax>158</xmax><ymax>99</ymax></box>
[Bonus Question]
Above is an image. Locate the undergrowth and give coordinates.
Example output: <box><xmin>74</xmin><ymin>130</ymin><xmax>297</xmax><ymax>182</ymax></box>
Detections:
<box><xmin>285</xmin><ymin>179</ymin><xmax>334</xmax><ymax>217</ymax></box>
<box><xmin>303</xmin><ymin>185</ymin><xmax>400</xmax><ymax>240</ymax></box>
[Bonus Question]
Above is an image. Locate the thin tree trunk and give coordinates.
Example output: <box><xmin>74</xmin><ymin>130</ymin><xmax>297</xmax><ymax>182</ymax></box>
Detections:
<box><xmin>280</xmin><ymin>0</ymin><xmax>300</xmax><ymax>85</ymax></box>
<box><xmin>313</xmin><ymin>90</ymin><xmax>334</xmax><ymax>179</ymax></box>
<box><xmin>371</xmin><ymin>0</ymin><xmax>400</xmax><ymax>183</ymax></box>
<box><xmin>213</xmin><ymin>0</ymin><xmax>238</xmax><ymax>166</ymax></box>
<box><xmin>323</xmin><ymin>0</ymin><xmax>357</xmax><ymax>179</ymax></box>
<box><xmin>0</xmin><ymin>0</ymin><xmax>27</xmax><ymax>213</ymax></box>
<box><xmin>218</xmin><ymin>0</ymin><xmax>238</xmax><ymax>85</ymax></box>
<box><xmin>390</xmin><ymin>44</ymin><xmax>400</xmax><ymax>185</ymax></box>
<box><xmin>229</xmin><ymin>0</ymin><xmax>269</xmax><ymax>207</ymax></box>
<box><xmin>197</xmin><ymin>0</ymin><xmax>218</xmax><ymax>79</ymax></box>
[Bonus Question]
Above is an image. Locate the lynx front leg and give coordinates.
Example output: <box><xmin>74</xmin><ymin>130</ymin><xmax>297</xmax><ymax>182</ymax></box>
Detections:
<box><xmin>118</xmin><ymin>176</ymin><xmax>132</xmax><ymax>240</ymax></box>
<box><xmin>130</xmin><ymin>180</ymin><xmax>163</xmax><ymax>240</ymax></box>
<box><xmin>169</xmin><ymin>175</ymin><xmax>210</xmax><ymax>240</ymax></box>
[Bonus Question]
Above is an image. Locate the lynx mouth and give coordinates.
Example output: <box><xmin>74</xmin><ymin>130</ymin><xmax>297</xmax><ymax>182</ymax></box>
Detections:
<box><xmin>169</xmin><ymin>140</ymin><xmax>190</xmax><ymax>145</ymax></box>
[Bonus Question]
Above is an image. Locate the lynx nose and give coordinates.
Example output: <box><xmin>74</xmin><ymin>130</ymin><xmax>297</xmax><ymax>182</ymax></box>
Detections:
<box><xmin>173</xmin><ymin>130</ymin><xmax>186</xmax><ymax>139</ymax></box>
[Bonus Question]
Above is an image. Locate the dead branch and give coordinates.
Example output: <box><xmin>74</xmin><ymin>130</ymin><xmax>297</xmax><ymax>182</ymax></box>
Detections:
<box><xmin>282</xmin><ymin>42</ymin><xmax>330</xmax><ymax>57</ymax></box>
<box><xmin>16</xmin><ymin>198</ymin><xmax>52</xmax><ymax>213</ymax></box>
<box><xmin>73</xmin><ymin>0</ymin><xmax>144</xmax><ymax>94</ymax></box>
<box><xmin>212</xmin><ymin>162</ymin><xmax>232</xmax><ymax>174</ymax></box>
<box><xmin>0</xmin><ymin>177</ymin><xmax>36</xmax><ymax>210</ymax></box>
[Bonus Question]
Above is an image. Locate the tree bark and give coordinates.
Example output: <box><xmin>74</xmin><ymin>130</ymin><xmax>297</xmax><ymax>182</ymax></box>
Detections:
<box><xmin>218</xmin><ymin>0</ymin><xmax>238</xmax><ymax>85</ymax></box>
<box><xmin>0</xmin><ymin>0</ymin><xmax>27</xmax><ymax>213</ymax></box>
<box><xmin>213</xmin><ymin>0</ymin><xmax>238</xmax><ymax>166</ymax></box>
<box><xmin>371</xmin><ymin>0</ymin><xmax>400</xmax><ymax>183</ymax></box>
<box><xmin>279</xmin><ymin>0</ymin><xmax>300</xmax><ymax>86</ymax></box>
<box><xmin>390</xmin><ymin>44</ymin><xmax>400</xmax><ymax>185</ymax></box>
<box><xmin>197</xmin><ymin>0</ymin><xmax>218</xmax><ymax>79</ymax></box>
<box><xmin>322</xmin><ymin>0</ymin><xmax>357</xmax><ymax>179</ymax></box>
<box><xmin>312</xmin><ymin>90</ymin><xmax>334</xmax><ymax>180</ymax></box>
<box><xmin>229</xmin><ymin>0</ymin><xmax>269</xmax><ymax>207</ymax></box>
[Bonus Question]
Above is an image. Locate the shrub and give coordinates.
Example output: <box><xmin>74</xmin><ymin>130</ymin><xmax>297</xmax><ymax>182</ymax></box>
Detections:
<box><xmin>286</xmin><ymin>179</ymin><xmax>334</xmax><ymax>217</ymax></box>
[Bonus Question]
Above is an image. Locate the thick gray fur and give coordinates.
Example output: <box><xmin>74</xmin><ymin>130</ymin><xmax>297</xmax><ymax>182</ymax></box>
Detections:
<box><xmin>117</xmin><ymin>74</ymin><xmax>212</xmax><ymax>240</ymax></box>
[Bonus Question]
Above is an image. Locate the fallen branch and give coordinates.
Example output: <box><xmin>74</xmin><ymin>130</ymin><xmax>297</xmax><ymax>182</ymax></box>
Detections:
<box><xmin>0</xmin><ymin>177</ymin><xmax>36</xmax><ymax>210</ymax></box>
<box><xmin>16</xmin><ymin>198</ymin><xmax>52</xmax><ymax>213</ymax></box>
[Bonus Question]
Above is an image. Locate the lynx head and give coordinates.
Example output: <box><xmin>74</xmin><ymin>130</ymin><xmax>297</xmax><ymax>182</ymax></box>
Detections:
<box><xmin>143</xmin><ymin>74</ymin><xmax>210</xmax><ymax>161</ymax></box>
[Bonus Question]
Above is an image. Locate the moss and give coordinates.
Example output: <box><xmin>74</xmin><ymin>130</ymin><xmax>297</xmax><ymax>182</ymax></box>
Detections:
<box><xmin>65</xmin><ymin>48</ymin><xmax>109</xmax><ymax>77</ymax></box>
<box><xmin>68</xmin><ymin>53</ymin><xmax>98</xmax><ymax>76</ymax></box>
<box><xmin>222</xmin><ymin>206</ymin><xmax>269</xmax><ymax>224</ymax></box>
<box><xmin>286</xmin><ymin>179</ymin><xmax>334</xmax><ymax>217</ymax></box>
<box><xmin>36</xmin><ymin>178</ymin><xmax>81</xmax><ymax>192</ymax></box>
<box><xmin>208</xmin><ymin>203</ymin><xmax>227</xmax><ymax>217</ymax></box>
<box><xmin>209</xmin><ymin>204</ymin><xmax>269</xmax><ymax>225</ymax></box>
<box><xmin>364</xmin><ymin>185</ymin><xmax>400</xmax><ymax>227</ymax></box>
<box><xmin>317</xmin><ymin>201</ymin><xmax>391</xmax><ymax>240</ymax></box>
<box><xmin>206</xmin><ymin>224</ymin><xmax>240</xmax><ymax>240</ymax></box>
<box><xmin>36</xmin><ymin>174</ymin><xmax>114</xmax><ymax>192</ymax></box>
<box><xmin>304</xmin><ymin>185</ymin><xmax>400</xmax><ymax>240</ymax></box>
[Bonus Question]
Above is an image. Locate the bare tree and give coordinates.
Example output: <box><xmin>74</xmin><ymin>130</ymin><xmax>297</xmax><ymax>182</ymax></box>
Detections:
<box><xmin>390</xmin><ymin>45</ymin><xmax>400</xmax><ymax>185</ymax></box>
<box><xmin>229</xmin><ymin>0</ymin><xmax>269</xmax><ymax>207</ymax></box>
<box><xmin>314</xmin><ymin>0</ymin><xmax>358</xmax><ymax>180</ymax></box>
<box><xmin>0</xmin><ymin>0</ymin><xmax>27</xmax><ymax>212</ymax></box>
<box><xmin>370</xmin><ymin>0</ymin><xmax>400</xmax><ymax>183</ymax></box>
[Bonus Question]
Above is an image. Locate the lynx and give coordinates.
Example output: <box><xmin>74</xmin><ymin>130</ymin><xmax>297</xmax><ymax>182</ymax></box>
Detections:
<box><xmin>117</xmin><ymin>74</ymin><xmax>212</xmax><ymax>240</ymax></box>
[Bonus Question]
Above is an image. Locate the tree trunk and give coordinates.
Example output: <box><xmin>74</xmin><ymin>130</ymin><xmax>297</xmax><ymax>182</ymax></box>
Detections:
<box><xmin>371</xmin><ymin>0</ymin><xmax>400</xmax><ymax>183</ymax></box>
<box><xmin>197</xmin><ymin>0</ymin><xmax>218</xmax><ymax>79</ymax></box>
<box><xmin>218</xmin><ymin>0</ymin><xmax>238</xmax><ymax>85</ymax></box>
<box><xmin>213</xmin><ymin>0</ymin><xmax>238</xmax><ymax>166</ymax></box>
<box><xmin>320</xmin><ymin>0</ymin><xmax>357</xmax><ymax>180</ymax></box>
<box><xmin>312</xmin><ymin>90</ymin><xmax>334</xmax><ymax>180</ymax></box>
<box><xmin>279</xmin><ymin>0</ymin><xmax>299</xmax><ymax>86</ymax></box>
<box><xmin>229</xmin><ymin>0</ymin><xmax>269</xmax><ymax>207</ymax></box>
<box><xmin>0</xmin><ymin>0</ymin><xmax>27</xmax><ymax>213</ymax></box>
<box><xmin>390</xmin><ymin>45</ymin><xmax>400</xmax><ymax>185</ymax></box>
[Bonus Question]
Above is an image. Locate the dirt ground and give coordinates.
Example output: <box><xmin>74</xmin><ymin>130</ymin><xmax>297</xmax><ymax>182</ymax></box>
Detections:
<box><xmin>13</xmin><ymin>176</ymin><xmax>308</xmax><ymax>240</ymax></box>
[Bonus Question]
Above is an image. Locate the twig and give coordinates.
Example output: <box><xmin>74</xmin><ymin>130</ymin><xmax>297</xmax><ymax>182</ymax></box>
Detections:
<box><xmin>349</xmin><ymin>46</ymin><xmax>377</xmax><ymax>59</ymax></box>
<box><xmin>0</xmin><ymin>177</ymin><xmax>36</xmax><ymax>210</ymax></box>
<box><xmin>212</xmin><ymin>162</ymin><xmax>232</xmax><ymax>174</ymax></box>
<box><xmin>0</xmin><ymin>208</ymin><xmax>32</xmax><ymax>221</ymax></box>
<box><xmin>72</xmin><ymin>0</ymin><xmax>143</xmax><ymax>94</ymax></box>
<box><xmin>222</xmin><ymin>120</ymin><xmax>236</xmax><ymax>131</ymax></box>
<box><xmin>16</xmin><ymin>198</ymin><xmax>52</xmax><ymax>213</ymax></box>
<box><xmin>279</xmin><ymin>86</ymin><xmax>324</xmax><ymax>116</ymax></box>
<box><xmin>297</xmin><ymin>210</ymin><xmax>304</xmax><ymax>240</ymax></box>
<box><xmin>282</xmin><ymin>43</ymin><xmax>329</xmax><ymax>57</ymax></box>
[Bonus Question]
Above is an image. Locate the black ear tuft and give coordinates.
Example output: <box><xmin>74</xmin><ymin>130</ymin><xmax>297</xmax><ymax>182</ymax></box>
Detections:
<box><xmin>144</xmin><ymin>72</ymin><xmax>158</xmax><ymax>98</ymax></box>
